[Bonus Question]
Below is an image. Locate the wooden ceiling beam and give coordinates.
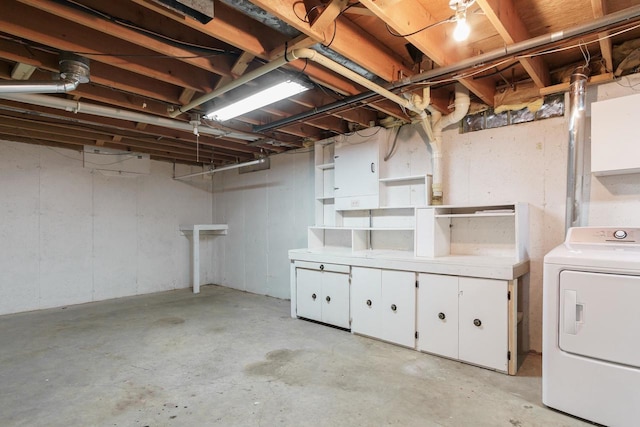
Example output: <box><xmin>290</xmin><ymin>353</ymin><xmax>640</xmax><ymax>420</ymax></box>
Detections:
<box><xmin>290</xmin><ymin>92</ymin><xmax>378</xmax><ymax>126</ymax></box>
<box><xmin>250</xmin><ymin>0</ymin><xmax>413</xmax><ymax>82</ymax></box>
<box><xmin>260</xmin><ymin>103</ymin><xmax>350</xmax><ymax>134</ymax></box>
<box><xmin>591</xmin><ymin>0</ymin><xmax>614</xmax><ymax>73</ymax></box>
<box><xmin>0</xmin><ymin>99</ymin><xmax>267</xmax><ymax>155</ymax></box>
<box><xmin>131</xmin><ymin>0</ymin><xmax>381</xmax><ymax>103</ymax></box>
<box><xmin>475</xmin><ymin>0</ymin><xmax>551</xmax><ymax>88</ymax></box>
<box><xmin>0</xmin><ymin>123</ymin><xmax>217</xmax><ymax>164</ymax></box>
<box><xmin>131</xmin><ymin>0</ymin><xmax>272</xmax><ymax>57</ymax></box>
<box><xmin>0</xmin><ymin>116</ymin><xmax>215</xmax><ymax>159</ymax></box>
<box><xmin>17</xmin><ymin>0</ymin><xmax>234</xmax><ymax>77</ymax></box>
<box><xmin>240</xmin><ymin>114</ymin><xmax>328</xmax><ymax>140</ymax></box>
<box><xmin>0</xmin><ymin>2</ymin><xmax>215</xmax><ymax>93</ymax></box>
<box><xmin>0</xmin><ymin>38</ymin><xmax>184</xmax><ymax>106</ymax></box>
<box><xmin>213</xmin><ymin>51</ymin><xmax>255</xmax><ymax>92</ymax></box>
<box><xmin>0</xmin><ymin>111</ymin><xmax>247</xmax><ymax>161</ymax></box>
<box><xmin>358</xmin><ymin>0</ymin><xmax>496</xmax><ymax>106</ymax></box>
<box><xmin>308</xmin><ymin>0</ymin><xmax>350</xmax><ymax>32</ymax></box>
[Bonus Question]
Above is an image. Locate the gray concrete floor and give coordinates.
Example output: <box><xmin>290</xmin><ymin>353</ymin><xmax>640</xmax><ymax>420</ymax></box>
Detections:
<box><xmin>0</xmin><ymin>285</ymin><xmax>589</xmax><ymax>427</ymax></box>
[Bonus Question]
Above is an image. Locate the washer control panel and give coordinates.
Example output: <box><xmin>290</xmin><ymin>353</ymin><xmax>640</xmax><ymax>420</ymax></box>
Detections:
<box><xmin>566</xmin><ymin>227</ymin><xmax>639</xmax><ymax>244</ymax></box>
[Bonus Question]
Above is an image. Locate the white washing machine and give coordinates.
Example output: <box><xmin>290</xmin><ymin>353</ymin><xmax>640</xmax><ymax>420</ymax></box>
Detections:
<box><xmin>543</xmin><ymin>227</ymin><xmax>640</xmax><ymax>426</ymax></box>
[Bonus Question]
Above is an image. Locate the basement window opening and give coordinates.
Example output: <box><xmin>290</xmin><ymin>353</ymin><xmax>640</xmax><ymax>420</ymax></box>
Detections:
<box><xmin>461</xmin><ymin>94</ymin><xmax>565</xmax><ymax>133</ymax></box>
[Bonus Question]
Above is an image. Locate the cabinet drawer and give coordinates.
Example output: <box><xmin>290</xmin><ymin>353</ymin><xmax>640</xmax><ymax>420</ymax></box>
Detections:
<box><xmin>295</xmin><ymin>261</ymin><xmax>349</xmax><ymax>274</ymax></box>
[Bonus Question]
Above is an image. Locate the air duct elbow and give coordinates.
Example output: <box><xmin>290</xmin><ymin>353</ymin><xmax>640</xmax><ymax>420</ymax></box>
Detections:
<box><xmin>436</xmin><ymin>84</ymin><xmax>470</xmax><ymax>130</ymax></box>
<box><xmin>0</xmin><ymin>53</ymin><xmax>89</xmax><ymax>95</ymax></box>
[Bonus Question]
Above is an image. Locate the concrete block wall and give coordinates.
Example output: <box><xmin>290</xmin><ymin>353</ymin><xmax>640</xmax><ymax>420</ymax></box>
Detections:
<box><xmin>210</xmin><ymin>149</ymin><xmax>314</xmax><ymax>300</ymax></box>
<box><xmin>441</xmin><ymin>73</ymin><xmax>640</xmax><ymax>351</ymax></box>
<box><xmin>0</xmin><ymin>141</ymin><xmax>214</xmax><ymax>315</ymax></box>
<box><xmin>208</xmin><ymin>75</ymin><xmax>640</xmax><ymax>353</ymax></box>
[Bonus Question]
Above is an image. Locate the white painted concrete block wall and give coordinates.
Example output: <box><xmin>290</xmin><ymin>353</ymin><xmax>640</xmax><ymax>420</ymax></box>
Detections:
<box><xmin>210</xmin><ymin>149</ymin><xmax>314</xmax><ymax>300</ymax></box>
<box><xmin>441</xmin><ymin>116</ymin><xmax>567</xmax><ymax>353</ymax></box>
<box><xmin>209</xmin><ymin>75</ymin><xmax>640</xmax><ymax>352</ymax></box>
<box><xmin>0</xmin><ymin>141</ymin><xmax>214</xmax><ymax>315</ymax></box>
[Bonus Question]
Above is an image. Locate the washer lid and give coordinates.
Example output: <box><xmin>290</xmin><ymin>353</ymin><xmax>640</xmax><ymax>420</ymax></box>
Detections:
<box><xmin>545</xmin><ymin>227</ymin><xmax>640</xmax><ymax>270</ymax></box>
<box><xmin>565</xmin><ymin>227</ymin><xmax>640</xmax><ymax>245</ymax></box>
<box><xmin>559</xmin><ymin>270</ymin><xmax>640</xmax><ymax>368</ymax></box>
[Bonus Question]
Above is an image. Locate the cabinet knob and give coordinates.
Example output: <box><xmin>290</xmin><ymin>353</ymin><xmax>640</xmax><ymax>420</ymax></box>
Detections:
<box><xmin>371</xmin><ymin>162</ymin><xmax>375</xmax><ymax>173</ymax></box>
<box><xmin>319</xmin><ymin>264</ymin><xmax>324</xmax><ymax>271</ymax></box>
<box><xmin>312</xmin><ymin>293</ymin><xmax>317</xmax><ymax>300</ymax></box>
<box><xmin>366</xmin><ymin>299</ymin><xmax>372</xmax><ymax>307</ymax></box>
<box><xmin>438</xmin><ymin>312</ymin><xmax>446</xmax><ymax>320</ymax></box>
<box><xmin>473</xmin><ymin>318</ymin><xmax>482</xmax><ymax>327</ymax></box>
<box><xmin>391</xmin><ymin>304</ymin><xmax>397</xmax><ymax>312</ymax></box>
<box><xmin>326</xmin><ymin>296</ymin><xmax>331</xmax><ymax>303</ymax></box>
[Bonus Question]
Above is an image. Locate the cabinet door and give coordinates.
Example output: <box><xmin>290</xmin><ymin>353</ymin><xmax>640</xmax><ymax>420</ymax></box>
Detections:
<box><xmin>417</xmin><ymin>273</ymin><xmax>459</xmax><ymax>359</ymax></box>
<box><xmin>321</xmin><ymin>271</ymin><xmax>350</xmax><ymax>329</ymax></box>
<box><xmin>334</xmin><ymin>140</ymin><xmax>379</xmax><ymax>210</ymax></box>
<box><xmin>458</xmin><ymin>277</ymin><xmax>508</xmax><ymax>372</ymax></box>
<box><xmin>350</xmin><ymin>267</ymin><xmax>382</xmax><ymax>338</ymax></box>
<box><xmin>380</xmin><ymin>270</ymin><xmax>416</xmax><ymax>348</ymax></box>
<box><xmin>296</xmin><ymin>268</ymin><xmax>323</xmax><ymax>322</ymax></box>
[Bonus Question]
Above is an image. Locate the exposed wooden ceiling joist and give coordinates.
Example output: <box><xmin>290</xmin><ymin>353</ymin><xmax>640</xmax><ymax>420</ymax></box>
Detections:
<box><xmin>475</xmin><ymin>0</ymin><xmax>551</xmax><ymax>88</ymax></box>
<box><xmin>0</xmin><ymin>0</ymin><xmax>638</xmax><ymax>165</ymax></box>
<box><xmin>358</xmin><ymin>0</ymin><xmax>496</xmax><ymax>105</ymax></box>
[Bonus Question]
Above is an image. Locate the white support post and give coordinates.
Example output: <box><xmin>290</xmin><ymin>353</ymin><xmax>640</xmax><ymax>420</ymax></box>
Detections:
<box><xmin>193</xmin><ymin>226</ymin><xmax>201</xmax><ymax>294</ymax></box>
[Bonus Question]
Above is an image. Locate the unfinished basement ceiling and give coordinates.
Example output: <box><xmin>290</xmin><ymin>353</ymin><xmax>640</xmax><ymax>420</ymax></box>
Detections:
<box><xmin>1</xmin><ymin>0</ymin><xmax>640</xmax><ymax>166</ymax></box>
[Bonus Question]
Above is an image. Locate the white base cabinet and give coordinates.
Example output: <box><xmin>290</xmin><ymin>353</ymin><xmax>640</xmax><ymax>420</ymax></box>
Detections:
<box><xmin>351</xmin><ymin>267</ymin><xmax>416</xmax><ymax>348</ymax></box>
<box><xmin>296</xmin><ymin>263</ymin><xmax>350</xmax><ymax>329</ymax></box>
<box><xmin>418</xmin><ymin>273</ymin><xmax>509</xmax><ymax>372</ymax></box>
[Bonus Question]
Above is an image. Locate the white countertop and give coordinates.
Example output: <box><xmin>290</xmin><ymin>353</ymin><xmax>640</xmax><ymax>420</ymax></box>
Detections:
<box><xmin>289</xmin><ymin>248</ymin><xmax>529</xmax><ymax>281</ymax></box>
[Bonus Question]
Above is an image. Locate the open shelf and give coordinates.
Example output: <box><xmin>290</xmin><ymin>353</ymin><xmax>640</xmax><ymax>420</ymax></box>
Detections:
<box><xmin>415</xmin><ymin>203</ymin><xmax>528</xmax><ymax>262</ymax></box>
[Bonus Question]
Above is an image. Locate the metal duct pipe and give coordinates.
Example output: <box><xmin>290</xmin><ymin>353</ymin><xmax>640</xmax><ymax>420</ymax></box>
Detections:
<box><xmin>0</xmin><ymin>92</ymin><xmax>258</xmax><ymax>141</ymax></box>
<box><xmin>254</xmin><ymin>4</ymin><xmax>640</xmax><ymax>132</ymax></box>
<box><xmin>0</xmin><ymin>53</ymin><xmax>90</xmax><ymax>94</ymax></box>
<box><xmin>565</xmin><ymin>66</ymin><xmax>590</xmax><ymax>231</ymax></box>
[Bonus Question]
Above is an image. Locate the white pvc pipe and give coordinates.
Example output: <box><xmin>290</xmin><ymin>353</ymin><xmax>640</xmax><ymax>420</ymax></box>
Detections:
<box><xmin>425</xmin><ymin>84</ymin><xmax>470</xmax><ymax>205</ymax></box>
<box><xmin>289</xmin><ymin>49</ymin><xmax>420</xmax><ymax>114</ymax></box>
<box><xmin>0</xmin><ymin>92</ymin><xmax>258</xmax><ymax>141</ymax></box>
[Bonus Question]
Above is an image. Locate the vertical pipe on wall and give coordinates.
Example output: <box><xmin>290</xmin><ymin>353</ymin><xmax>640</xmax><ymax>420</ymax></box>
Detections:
<box><xmin>565</xmin><ymin>66</ymin><xmax>590</xmax><ymax>232</ymax></box>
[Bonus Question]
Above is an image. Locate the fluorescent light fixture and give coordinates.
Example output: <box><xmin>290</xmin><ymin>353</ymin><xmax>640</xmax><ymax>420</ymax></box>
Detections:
<box><xmin>205</xmin><ymin>80</ymin><xmax>310</xmax><ymax>121</ymax></box>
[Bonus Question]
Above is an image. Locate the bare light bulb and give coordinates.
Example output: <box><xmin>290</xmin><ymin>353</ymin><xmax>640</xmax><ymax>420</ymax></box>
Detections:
<box><xmin>453</xmin><ymin>17</ymin><xmax>470</xmax><ymax>41</ymax></box>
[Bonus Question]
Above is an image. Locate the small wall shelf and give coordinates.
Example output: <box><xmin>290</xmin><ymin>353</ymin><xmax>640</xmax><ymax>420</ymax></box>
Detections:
<box><xmin>180</xmin><ymin>224</ymin><xmax>228</xmax><ymax>294</ymax></box>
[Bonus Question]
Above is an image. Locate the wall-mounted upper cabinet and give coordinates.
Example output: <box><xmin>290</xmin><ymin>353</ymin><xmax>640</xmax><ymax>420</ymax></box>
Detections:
<box><xmin>592</xmin><ymin>93</ymin><xmax>640</xmax><ymax>176</ymax></box>
<box><xmin>334</xmin><ymin>136</ymin><xmax>381</xmax><ymax>210</ymax></box>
